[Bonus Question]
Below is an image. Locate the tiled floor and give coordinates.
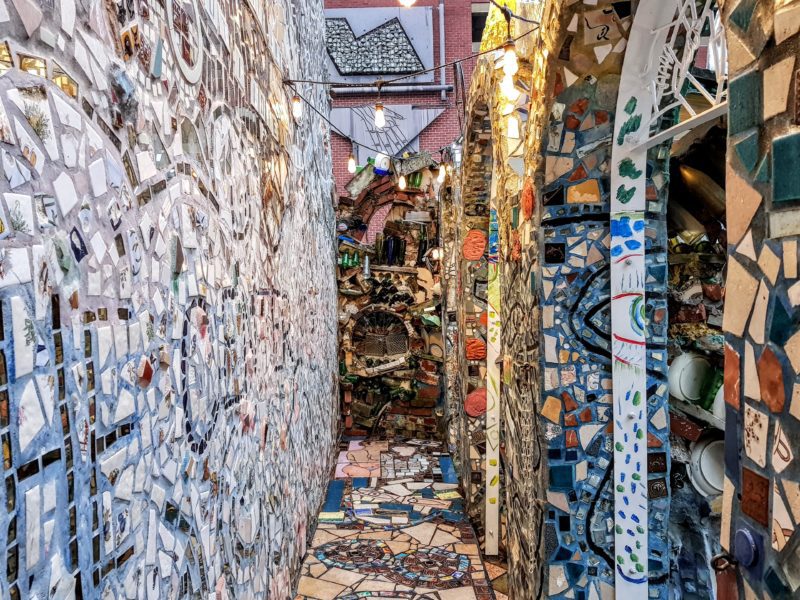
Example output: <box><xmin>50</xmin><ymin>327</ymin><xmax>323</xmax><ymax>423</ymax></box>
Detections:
<box><xmin>296</xmin><ymin>439</ymin><xmax>496</xmax><ymax>600</ymax></box>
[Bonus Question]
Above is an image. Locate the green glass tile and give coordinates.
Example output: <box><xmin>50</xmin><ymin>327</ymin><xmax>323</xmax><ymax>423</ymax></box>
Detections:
<box><xmin>734</xmin><ymin>131</ymin><xmax>759</xmax><ymax>173</ymax></box>
<box><xmin>729</xmin><ymin>71</ymin><xmax>762</xmax><ymax>135</ymax></box>
<box><xmin>773</xmin><ymin>133</ymin><xmax>800</xmax><ymax>203</ymax></box>
<box><xmin>730</xmin><ymin>0</ymin><xmax>757</xmax><ymax>32</ymax></box>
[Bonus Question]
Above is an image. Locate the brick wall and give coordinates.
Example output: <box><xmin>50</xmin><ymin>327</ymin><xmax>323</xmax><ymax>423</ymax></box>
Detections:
<box><xmin>325</xmin><ymin>0</ymin><xmax>482</xmax><ymax>197</ymax></box>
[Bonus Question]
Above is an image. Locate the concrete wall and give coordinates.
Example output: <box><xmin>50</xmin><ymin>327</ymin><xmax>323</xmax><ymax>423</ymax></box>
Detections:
<box><xmin>0</xmin><ymin>1</ymin><xmax>338</xmax><ymax>598</ymax></box>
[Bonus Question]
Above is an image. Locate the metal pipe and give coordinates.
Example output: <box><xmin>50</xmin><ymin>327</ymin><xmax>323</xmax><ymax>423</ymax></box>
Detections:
<box><xmin>331</xmin><ymin>84</ymin><xmax>454</xmax><ymax>95</ymax></box>
<box><xmin>439</xmin><ymin>1</ymin><xmax>446</xmax><ymax>101</ymax></box>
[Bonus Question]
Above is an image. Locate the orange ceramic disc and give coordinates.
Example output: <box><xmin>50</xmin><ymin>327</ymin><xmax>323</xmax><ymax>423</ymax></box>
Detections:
<box><xmin>465</xmin><ymin>387</ymin><xmax>487</xmax><ymax>417</ymax></box>
<box><xmin>462</xmin><ymin>229</ymin><xmax>487</xmax><ymax>261</ymax></box>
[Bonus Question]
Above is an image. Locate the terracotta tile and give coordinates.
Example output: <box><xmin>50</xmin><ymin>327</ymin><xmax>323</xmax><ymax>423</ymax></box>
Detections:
<box><xmin>741</xmin><ymin>467</ymin><xmax>770</xmax><ymax>527</ymax></box>
<box><xmin>724</xmin><ymin>343</ymin><xmax>741</xmax><ymax>409</ymax></box>
<box><xmin>758</xmin><ymin>346</ymin><xmax>786</xmax><ymax>413</ymax></box>
<box><xmin>670</xmin><ymin>413</ymin><xmax>702</xmax><ymax>442</ymax></box>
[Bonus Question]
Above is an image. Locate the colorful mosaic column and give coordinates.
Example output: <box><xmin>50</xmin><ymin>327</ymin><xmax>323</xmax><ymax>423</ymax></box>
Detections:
<box><xmin>610</xmin><ymin>3</ymin><xmax>674</xmax><ymax>594</ymax></box>
<box><xmin>485</xmin><ymin>195</ymin><xmax>501</xmax><ymax>555</ymax></box>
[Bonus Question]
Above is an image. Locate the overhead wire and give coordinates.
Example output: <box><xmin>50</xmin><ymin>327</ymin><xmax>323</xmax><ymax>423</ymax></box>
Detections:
<box><xmin>285</xmin><ymin>4</ymin><xmax>541</xmax><ymax>162</ymax></box>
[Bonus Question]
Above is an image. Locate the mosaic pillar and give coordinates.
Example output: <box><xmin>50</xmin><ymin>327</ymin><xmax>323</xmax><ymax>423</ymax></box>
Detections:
<box><xmin>532</xmin><ymin>0</ymin><xmax>672</xmax><ymax>597</ymax></box>
<box><xmin>486</xmin><ymin>186</ymin><xmax>502</xmax><ymax>555</ymax></box>
<box><xmin>609</xmin><ymin>4</ymin><xmax>676</xmax><ymax>594</ymax></box>
<box><xmin>720</xmin><ymin>1</ymin><xmax>800</xmax><ymax>596</ymax></box>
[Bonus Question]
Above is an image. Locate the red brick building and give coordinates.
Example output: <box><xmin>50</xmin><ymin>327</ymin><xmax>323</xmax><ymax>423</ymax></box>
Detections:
<box><xmin>322</xmin><ymin>0</ymin><xmax>488</xmax><ymax>198</ymax></box>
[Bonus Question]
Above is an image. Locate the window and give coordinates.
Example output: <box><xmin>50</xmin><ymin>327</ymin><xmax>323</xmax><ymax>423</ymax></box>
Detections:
<box><xmin>472</xmin><ymin>3</ymin><xmax>490</xmax><ymax>52</ymax></box>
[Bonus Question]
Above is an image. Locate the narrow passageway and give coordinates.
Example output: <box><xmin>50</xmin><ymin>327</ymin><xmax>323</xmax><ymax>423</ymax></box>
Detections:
<box><xmin>296</xmin><ymin>439</ymin><xmax>502</xmax><ymax>600</ymax></box>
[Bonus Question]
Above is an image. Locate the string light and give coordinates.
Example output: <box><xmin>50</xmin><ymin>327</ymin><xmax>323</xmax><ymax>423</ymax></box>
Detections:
<box><xmin>398</xmin><ymin>174</ymin><xmax>407</xmax><ymax>190</ymax></box>
<box><xmin>374</xmin><ymin>103</ymin><xmax>386</xmax><ymax>129</ymax></box>
<box><xmin>292</xmin><ymin>94</ymin><xmax>302</xmax><ymax>120</ymax></box>
<box><xmin>503</xmin><ymin>39</ymin><xmax>518</xmax><ymax>76</ymax></box>
<box><xmin>500</xmin><ymin>73</ymin><xmax>519</xmax><ymax>100</ymax></box>
<box><xmin>347</xmin><ymin>151</ymin><xmax>356</xmax><ymax>174</ymax></box>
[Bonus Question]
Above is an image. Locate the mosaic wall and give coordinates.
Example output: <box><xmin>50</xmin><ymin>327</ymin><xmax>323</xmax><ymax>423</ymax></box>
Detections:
<box><xmin>449</xmin><ymin>0</ymin><xmax>547</xmax><ymax>585</ymax></box>
<box><xmin>453</xmin><ymin>101</ymin><xmax>493</xmax><ymax>534</ymax></box>
<box><xmin>0</xmin><ymin>1</ymin><xmax>339</xmax><ymax>598</ymax></box>
<box><xmin>336</xmin><ymin>163</ymin><xmax>445</xmax><ymax>440</ymax></box>
<box><xmin>455</xmin><ymin>1</ymin><xmax>680</xmax><ymax>597</ymax></box>
<box><xmin>721</xmin><ymin>1</ymin><xmax>800</xmax><ymax>596</ymax></box>
<box><xmin>536</xmin><ymin>1</ymin><xmax>668</xmax><ymax>597</ymax></box>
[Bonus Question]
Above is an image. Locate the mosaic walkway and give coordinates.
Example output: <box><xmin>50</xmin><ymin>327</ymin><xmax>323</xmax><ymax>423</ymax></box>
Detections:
<box><xmin>296</xmin><ymin>440</ymin><xmax>499</xmax><ymax>600</ymax></box>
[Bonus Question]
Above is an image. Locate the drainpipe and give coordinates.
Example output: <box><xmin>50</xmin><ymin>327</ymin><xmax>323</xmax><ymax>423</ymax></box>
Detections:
<box><xmin>439</xmin><ymin>1</ymin><xmax>446</xmax><ymax>101</ymax></box>
<box><xmin>331</xmin><ymin>84</ymin><xmax>454</xmax><ymax>95</ymax></box>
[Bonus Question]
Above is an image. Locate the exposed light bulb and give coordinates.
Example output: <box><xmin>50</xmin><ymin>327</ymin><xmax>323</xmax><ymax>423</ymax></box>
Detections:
<box><xmin>398</xmin><ymin>0</ymin><xmax>417</xmax><ymax>6</ymax></box>
<box><xmin>503</xmin><ymin>40</ymin><xmax>518</xmax><ymax>77</ymax></box>
<box><xmin>398</xmin><ymin>174</ymin><xmax>407</xmax><ymax>190</ymax></box>
<box><xmin>500</xmin><ymin>73</ymin><xmax>519</xmax><ymax>100</ymax></box>
<box><xmin>292</xmin><ymin>95</ymin><xmax>302</xmax><ymax>120</ymax></box>
<box><xmin>374</xmin><ymin>103</ymin><xmax>386</xmax><ymax>128</ymax></box>
<box><xmin>347</xmin><ymin>153</ymin><xmax>356</xmax><ymax>174</ymax></box>
<box><xmin>437</xmin><ymin>166</ymin><xmax>446</xmax><ymax>183</ymax></box>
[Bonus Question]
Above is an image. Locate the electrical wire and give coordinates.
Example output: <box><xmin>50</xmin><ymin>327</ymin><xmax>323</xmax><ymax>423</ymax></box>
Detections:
<box><xmin>488</xmin><ymin>0</ymin><xmax>541</xmax><ymax>25</ymax></box>
<box><xmin>284</xmin><ymin>24</ymin><xmax>539</xmax><ymax>89</ymax></box>
<box><xmin>290</xmin><ymin>87</ymin><xmax>405</xmax><ymax>160</ymax></box>
<box><xmin>286</xmin><ymin>7</ymin><xmax>541</xmax><ymax>162</ymax></box>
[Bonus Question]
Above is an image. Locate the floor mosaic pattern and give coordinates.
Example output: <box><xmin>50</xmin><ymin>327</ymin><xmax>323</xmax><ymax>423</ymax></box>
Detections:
<box><xmin>297</xmin><ymin>440</ymin><xmax>498</xmax><ymax>600</ymax></box>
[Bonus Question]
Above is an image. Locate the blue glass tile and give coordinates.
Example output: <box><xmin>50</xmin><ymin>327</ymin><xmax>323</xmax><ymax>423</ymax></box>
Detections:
<box><xmin>323</xmin><ymin>480</ymin><xmax>345</xmax><ymax>512</ymax></box>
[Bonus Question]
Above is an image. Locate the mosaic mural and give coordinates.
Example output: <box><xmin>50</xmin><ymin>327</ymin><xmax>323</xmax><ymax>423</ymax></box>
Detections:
<box><xmin>336</xmin><ymin>160</ymin><xmax>445</xmax><ymax>441</ymax></box>
<box><xmin>297</xmin><ymin>439</ymin><xmax>495</xmax><ymax>600</ymax></box>
<box><xmin>534</xmin><ymin>2</ymin><xmax>669</xmax><ymax>597</ymax></box>
<box><xmin>0</xmin><ymin>1</ymin><xmax>338</xmax><ymax>598</ymax></box>
<box><xmin>454</xmin><ymin>0</ymin><xmax>685</xmax><ymax>597</ymax></box>
<box><xmin>721</xmin><ymin>0</ymin><xmax>800</xmax><ymax>596</ymax></box>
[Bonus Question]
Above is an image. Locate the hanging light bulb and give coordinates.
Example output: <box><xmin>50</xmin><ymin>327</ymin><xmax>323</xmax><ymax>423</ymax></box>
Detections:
<box><xmin>398</xmin><ymin>0</ymin><xmax>417</xmax><ymax>6</ymax></box>
<box><xmin>347</xmin><ymin>152</ymin><xmax>356</xmax><ymax>174</ymax></box>
<box><xmin>398</xmin><ymin>174</ymin><xmax>407</xmax><ymax>190</ymax></box>
<box><xmin>292</xmin><ymin>94</ymin><xmax>302</xmax><ymax>120</ymax></box>
<box><xmin>374</xmin><ymin>103</ymin><xmax>386</xmax><ymax>129</ymax></box>
<box><xmin>503</xmin><ymin>39</ymin><xmax>518</xmax><ymax>77</ymax></box>
<box><xmin>437</xmin><ymin>165</ymin><xmax>446</xmax><ymax>183</ymax></box>
<box><xmin>500</xmin><ymin>73</ymin><xmax>520</xmax><ymax>100</ymax></box>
